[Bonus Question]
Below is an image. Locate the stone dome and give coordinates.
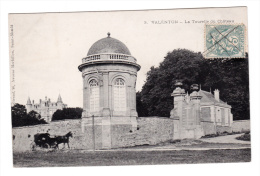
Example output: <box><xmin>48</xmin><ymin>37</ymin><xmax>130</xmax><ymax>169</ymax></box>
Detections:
<box><xmin>87</xmin><ymin>33</ymin><xmax>131</xmax><ymax>56</ymax></box>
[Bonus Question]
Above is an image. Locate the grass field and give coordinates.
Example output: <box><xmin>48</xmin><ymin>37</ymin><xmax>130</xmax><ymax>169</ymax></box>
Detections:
<box><xmin>13</xmin><ymin>148</ymin><xmax>251</xmax><ymax>167</ymax></box>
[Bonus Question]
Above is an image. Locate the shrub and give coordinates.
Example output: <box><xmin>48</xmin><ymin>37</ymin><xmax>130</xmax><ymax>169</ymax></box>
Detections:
<box><xmin>201</xmin><ymin>133</ymin><xmax>219</xmax><ymax>138</ymax></box>
<box><xmin>169</xmin><ymin>139</ymin><xmax>181</xmax><ymax>144</ymax></box>
<box><xmin>236</xmin><ymin>133</ymin><xmax>250</xmax><ymax>141</ymax></box>
<box><xmin>52</xmin><ymin>108</ymin><xmax>83</xmax><ymax>121</ymax></box>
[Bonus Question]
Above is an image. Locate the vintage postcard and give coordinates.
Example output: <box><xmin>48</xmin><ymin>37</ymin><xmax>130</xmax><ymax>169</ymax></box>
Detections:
<box><xmin>9</xmin><ymin>7</ymin><xmax>250</xmax><ymax>167</ymax></box>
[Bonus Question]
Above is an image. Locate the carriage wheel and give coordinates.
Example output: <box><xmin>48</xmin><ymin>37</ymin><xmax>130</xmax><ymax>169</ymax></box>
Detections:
<box><xmin>43</xmin><ymin>143</ymin><xmax>50</xmax><ymax>149</ymax></box>
<box><xmin>53</xmin><ymin>142</ymin><xmax>58</xmax><ymax>150</ymax></box>
<box><xmin>30</xmin><ymin>142</ymin><xmax>36</xmax><ymax>151</ymax></box>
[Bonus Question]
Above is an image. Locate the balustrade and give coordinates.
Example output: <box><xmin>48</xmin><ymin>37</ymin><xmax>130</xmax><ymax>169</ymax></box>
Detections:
<box><xmin>82</xmin><ymin>53</ymin><xmax>136</xmax><ymax>63</ymax></box>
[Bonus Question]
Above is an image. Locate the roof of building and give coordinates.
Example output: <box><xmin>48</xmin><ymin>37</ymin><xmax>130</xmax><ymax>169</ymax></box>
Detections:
<box><xmin>57</xmin><ymin>94</ymin><xmax>63</xmax><ymax>103</ymax></box>
<box><xmin>199</xmin><ymin>90</ymin><xmax>230</xmax><ymax>107</ymax></box>
<box><xmin>87</xmin><ymin>33</ymin><xmax>131</xmax><ymax>56</ymax></box>
<box><xmin>27</xmin><ymin>95</ymin><xmax>64</xmax><ymax>105</ymax></box>
<box><xmin>27</xmin><ymin>97</ymin><xmax>32</xmax><ymax>105</ymax></box>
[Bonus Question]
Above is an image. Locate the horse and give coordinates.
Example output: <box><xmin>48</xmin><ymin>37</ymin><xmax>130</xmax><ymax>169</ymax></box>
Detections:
<box><xmin>55</xmin><ymin>132</ymin><xmax>73</xmax><ymax>149</ymax></box>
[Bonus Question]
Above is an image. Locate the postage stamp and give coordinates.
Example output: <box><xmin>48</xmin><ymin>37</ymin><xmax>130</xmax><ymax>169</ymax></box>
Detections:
<box><xmin>204</xmin><ymin>24</ymin><xmax>246</xmax><ymax>58</ymax></box>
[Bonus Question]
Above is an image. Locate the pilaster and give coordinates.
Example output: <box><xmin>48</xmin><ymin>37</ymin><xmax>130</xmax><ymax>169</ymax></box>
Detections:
<box><xmin>102</xmin><ymin>72</ymin><xmax>111</xmax><ymax>117</ymax></box>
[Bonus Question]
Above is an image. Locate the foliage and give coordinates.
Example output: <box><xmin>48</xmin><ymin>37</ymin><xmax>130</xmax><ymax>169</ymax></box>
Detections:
<box><xmin>52</xmin><ymin>108</ymin><xmax>83</xmax><ymax>121</ymax></box>
<box><xmin>136</xmin><ymin>91</ymin><xmax>148</xmax><ymax>117</ymax></box>
<box><xmin>11</xmin><ymin>103</ymin><xmax>47</xmax><ymax>127</ymax></box>
<box><xmin>139</xmin><ymin>49</ymin><xmax>208</xmax><ymax>117</ymax></box>
<box><xmin>138</xmin><ymin>49</ymin><xmax>249</xmax><ymax>120</ymax></box>
<box><xmin>236</xmin><ymin>133</ymin><xmax>250</xmax><ymax>141</ymax></box>
<box><xmin>201</xmin><ymin>133</ymin><xmax>220</xmax><ymax>138</ymax></box>
<box><xmin>11</xmin><ymin>103</ymin><xmax>27</xmax><ymax>119</ymax></box>
<box><xmin>204</xmin><ymin>57</ymin><xmax>249</xmax><ymax>120</ymax></box>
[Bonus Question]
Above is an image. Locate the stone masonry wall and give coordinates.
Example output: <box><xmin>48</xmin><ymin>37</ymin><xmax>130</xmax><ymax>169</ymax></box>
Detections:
<box><xmin>201</xmin><ymin>121</ymin><xmax>216</xmax><ymax>135</ymax></box>
<box><xmin>232</xmin><ymin>120</ymin><xmax>250</xmax><ymax>132</ymax></box>
<box><xmin>12</xmin><ymin>117</ymin><xmax>175</xmax><ymax>152</ymax></box>
<box><xmin>12</xmin><ymin>119</ymin><xmax>85</xmax><ymax>152</ymax></box>
<box><xmin>110</xmin><ymin>117</ymin><xmax>174</xmax><ymax>148</ymax></box>
<box><xmin>12</xmin><ymin>118</ymin><xmax>251</xmax><ymax>152</ymax></box>
<box><xmin>216</xmin><ymin>125</ymin><xmax>232</xmax><ymax>133</ymax></box>
<box><xmin>201</xmin><ymin>120</ymin><xmax>250</xmax><ymax>136</ymax></box>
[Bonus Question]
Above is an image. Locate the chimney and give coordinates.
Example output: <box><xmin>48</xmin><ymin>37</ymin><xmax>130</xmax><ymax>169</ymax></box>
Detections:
<box><xmin>214</xmin><ymin>89</ymin><xmax>220</xmax><ymax>102</ymax></box>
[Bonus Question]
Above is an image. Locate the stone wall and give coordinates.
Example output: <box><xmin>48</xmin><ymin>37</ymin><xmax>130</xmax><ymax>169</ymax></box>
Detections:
<box><xmin>110</xmin><ymin>117</ymin><xmax>174</xmax><ymax>148</ymax></box>
<box><xmin>12</xmin><ymin>120</ymin><xmax>79</xmax><ymax>152</ymax></box>
<box><xmin>12</xmin><ymin>119</ymin><xmax>85</xmax><ymax>152</ymax></box>
<box><xmin>232</xmin><ymin>120</ymin><xmax>250</xmax><ymax>132</ymax></box>
<box><xmin>138</xmin><ymin>117</ymin><xmax>174</xmax><ymax>145</ymax></box>
<box><xmin>201</xmin><ymin>107</ymin><xmax>211</xmax><ymax>121</ymax></box>
<box><xmin>201</xmin><ymin>121</ymin><xmax>216</xmax><ymax>135</ymax></box>
<box><xmin>12</xmin><ymin>117</ymin><xmax>175</xmax><ymax>152</ymax></box>
<box><xmin>200</xmin><ymin>120</ymin><xmax>250</xmax><ymax>136</ymax></box>
<box><xmin>216</xmin><ymin>125</ymin><xmax>232</xmax><ymax>133</ymax></box>
<box><xmin>12</xmin><ymin>118</ymin><xmax>251</xmax><ymax>152</ymax></box>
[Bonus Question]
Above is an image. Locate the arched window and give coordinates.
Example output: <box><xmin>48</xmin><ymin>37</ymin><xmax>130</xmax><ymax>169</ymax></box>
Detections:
<box><xmin>89</xmin><ymin>79</ymin><xmax>99</xmax><ymax>112</ymax></box>
<box><xmin>113</xmin><ymin>78</ymin><xmax>126</xmax><ymax>111</ymax></box>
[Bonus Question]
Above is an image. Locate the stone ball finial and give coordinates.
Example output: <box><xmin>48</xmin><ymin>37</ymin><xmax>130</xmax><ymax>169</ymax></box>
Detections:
<box><xmin>191</xmin><ymin>84</ymin><xmax>199</xmax><ymax>91</ymax></box>
<box><xmin>107</xmin><ymin>32</ymin><xmax>111</xmax><ymax>38</ymax></box>
<box><xmin>175</xmin><ymin>80</ymin><xmax>183</xmax><ymax>87</ymax></box>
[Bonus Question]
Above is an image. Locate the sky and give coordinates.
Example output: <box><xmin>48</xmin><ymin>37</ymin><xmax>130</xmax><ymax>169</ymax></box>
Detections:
<box><xmin>9</xmin><ymin>7</ymin><xmax>248</xmax><ymax>107</ymax></box>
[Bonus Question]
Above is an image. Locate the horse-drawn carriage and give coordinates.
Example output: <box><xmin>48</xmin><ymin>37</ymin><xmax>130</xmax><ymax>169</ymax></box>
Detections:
<box><xmin>30</xmin><ymin>132</ymin><xmax>72</xmax><ymax>151</ymax></box>
<box><xmin>30</xmin><ymin>133</ymin><xmax>57</xmax><ymax>151</ymax></box>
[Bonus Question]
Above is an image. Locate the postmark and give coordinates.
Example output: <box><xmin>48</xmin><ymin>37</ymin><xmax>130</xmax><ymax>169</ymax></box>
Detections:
<box><xmin>204</xmin><ymin>24</ymin><xmax>246</xmax><ymax>58</ymax></box>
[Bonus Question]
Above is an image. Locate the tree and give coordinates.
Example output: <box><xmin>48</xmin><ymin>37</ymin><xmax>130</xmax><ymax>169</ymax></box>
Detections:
<box><xmin>52</xmin><ymin>108</ymin><xmax>83</xmax><ymax>121</ymax></box>
<box><xmin>139</xmin><ymin>49</ymin><xmax>207</xmax><ymax>117</ymax></box>
<box><xmin>25</xmin><ymin>110</ymin><xmax>47</xmax><ymax>126</ymax></box>
<box><xmin>11</xmin><ymin>103</ymin><xmax>27</xmax><ymax>118</ymax></box>
<box><xmin>136</xmin><ymin>91</ymin><xmax>148</xmax><ymax>117</ymax></box>
<box><xmin>137</xmin><ymin>49</ymin><xmax>249</xmax><ymax>120</ymax></box>
<box><xmin>11</xmin><ymin>103</ymin><xmax>27</xmax><ymax>127</ymax></box>
<box><xmin>203</xmin><ymin>55</ymin><xmax>249</xmax><ymax>120</ymax></box>
<box><xmin>11</xmin><ymin>103</ymin><xmax>47</xmax><ymax>127</ymax></box>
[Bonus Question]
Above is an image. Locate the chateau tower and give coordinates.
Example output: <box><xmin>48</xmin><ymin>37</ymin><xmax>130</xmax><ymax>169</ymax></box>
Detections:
<box><xmin>26</xmin><ymin>97</ymin><xmax>32</xmax><ymax>112</ymax></box>
<box><xmin>78</xmin><ymin>33</ymin><xmax>141</xmax><ymax>149</ymax></box>
<box><xmin>57</xmin><ymin>94</ymin><xmax>63</xmax><ymax>109</ymax></box>
<box><xmin>57</xmin><ymin>94</ymin><xmax>63</xmax><ymax>103</ymax></box>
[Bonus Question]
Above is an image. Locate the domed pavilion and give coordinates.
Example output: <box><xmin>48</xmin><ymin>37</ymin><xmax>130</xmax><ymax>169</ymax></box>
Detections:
<box><xmin>78</xmin><ymin>33</ymin><xmax>141</xmax><ymax>149</ymax></box>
